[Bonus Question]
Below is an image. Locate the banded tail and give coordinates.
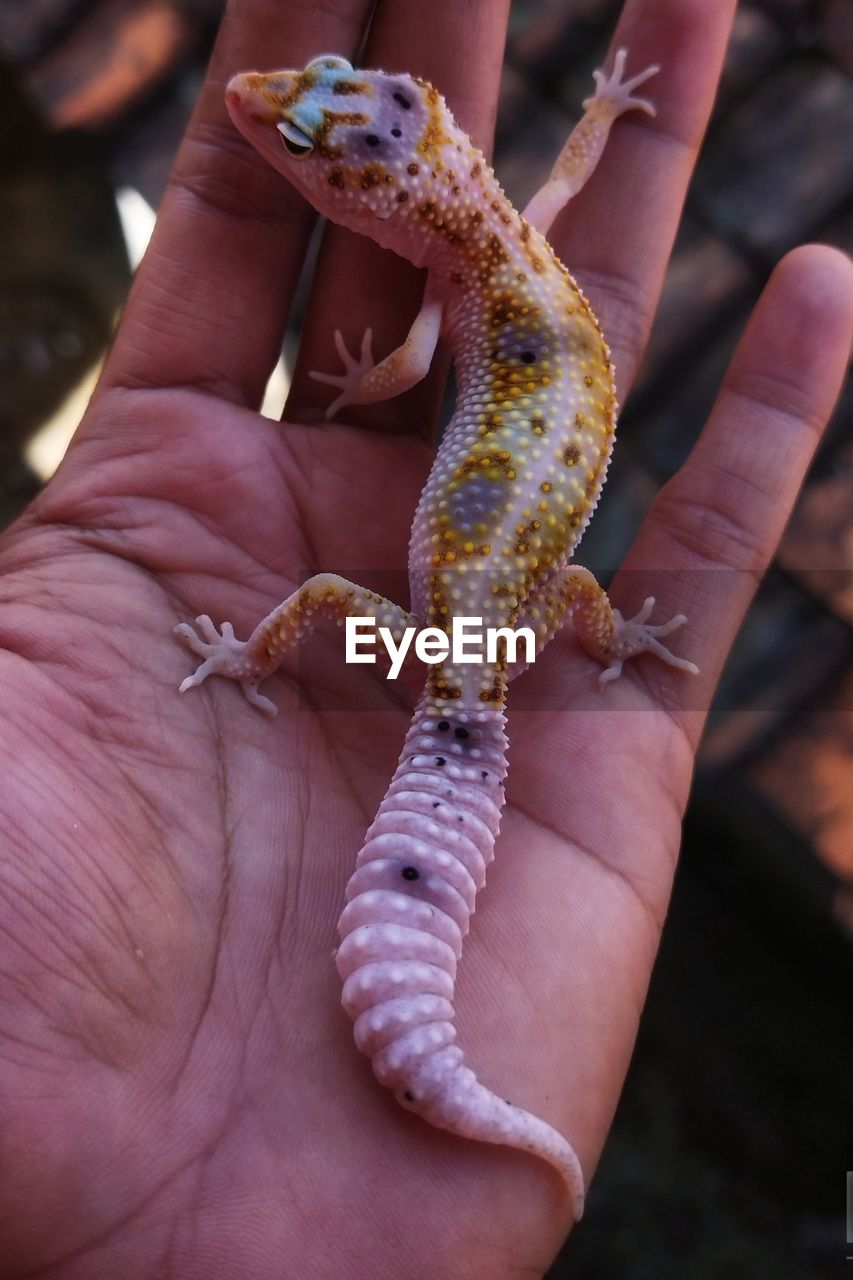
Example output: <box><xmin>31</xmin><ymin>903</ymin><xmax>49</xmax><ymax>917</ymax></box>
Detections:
<box><xmin>336</xmin><ymin>696</ymin><xmax>585</xmax><ymax>1218</ymax></box>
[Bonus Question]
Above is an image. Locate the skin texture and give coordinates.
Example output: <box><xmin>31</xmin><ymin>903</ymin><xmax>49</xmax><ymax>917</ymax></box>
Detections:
<box><xmin>0</xmin><ymin>0</ymin><xmax>850</xmax><ymax>1277</ymax></box>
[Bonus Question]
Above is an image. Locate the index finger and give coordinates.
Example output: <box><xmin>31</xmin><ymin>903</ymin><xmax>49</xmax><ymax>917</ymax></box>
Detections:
<box><xmin>552</xmin><ymin>0</ymin><xmax>739</xmax><ymax>400</ymax></box>
<box><xmin>99</xmin><ymin>0</ymin><xmax>374</xmax><ymax>410</ymax></box>
<box><xmin>284</xmin><ymin>0</ymin><xmax>512</xmax><ymax>435</ymax></box>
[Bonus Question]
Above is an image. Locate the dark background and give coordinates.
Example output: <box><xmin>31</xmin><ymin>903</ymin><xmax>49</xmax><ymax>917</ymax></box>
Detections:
<box><xmin>0</xmin><ymin>1</ymin><xmax>850</xmax><ymax>1275</ymax></box>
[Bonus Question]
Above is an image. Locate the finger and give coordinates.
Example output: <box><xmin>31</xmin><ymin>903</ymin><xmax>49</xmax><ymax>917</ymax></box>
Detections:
<box><xmin>334</xmin><ymin>329</ymin><xmax>353</xmax><ymax>368</ymax></box>
<box><xmin>552</xmin><ymin>0</ymin><xmax>738</xmax><ymax>400</ymax></box>
<box><xmin>99</xmin><ymin>0</ymin><xmax>375</xmax><ymax>412</ymax></box>
<box><xmin>619</xmin><ymin>245</ymin><xmax>853</xmax><ymax>728</ymax></box>
<box><xmin>285</xmin><ymin>0</ymin><xmax>511</xmax><ymax>434</ymax></box>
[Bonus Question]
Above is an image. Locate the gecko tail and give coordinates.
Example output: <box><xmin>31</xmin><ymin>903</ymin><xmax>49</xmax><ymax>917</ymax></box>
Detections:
<box><xmin>339</xmin><ymin>969</ymin><xmax>585</xmax><ymax>1217</ymax></box>
<box><xmin>337</xmin><ymin>692</ymin><xmax>584</xmax><ymax>1218</ymax></box>
<box><xmin>402</xmin><ymin>1047</ymin><xmax>585</xmax><ymax>1217</ymax></box>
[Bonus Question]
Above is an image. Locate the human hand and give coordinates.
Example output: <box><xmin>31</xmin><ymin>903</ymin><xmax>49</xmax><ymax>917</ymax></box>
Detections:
<box><xmin>1</xmin><ymin>0</ymin><xmax>851</xmax><ymax>1276</ymax></box>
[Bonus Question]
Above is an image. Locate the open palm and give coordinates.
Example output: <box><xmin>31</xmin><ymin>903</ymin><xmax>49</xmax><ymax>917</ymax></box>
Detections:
<box><xmin>1</xmin><ymin>1</ymin><xmax>850</xmax><ymax>1277</ymax></box>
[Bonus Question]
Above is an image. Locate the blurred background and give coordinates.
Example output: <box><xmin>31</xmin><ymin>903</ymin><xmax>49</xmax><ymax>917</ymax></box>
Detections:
<box><xmin>0</xmin><ymin>0</ymin><xmax>850</xmax><ymax>1275</ymax></box>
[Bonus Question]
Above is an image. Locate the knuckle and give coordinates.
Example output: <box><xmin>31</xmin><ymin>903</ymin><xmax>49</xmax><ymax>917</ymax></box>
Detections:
<box><xmin>726</xmin><ymin>374</ymin><xmax>828</xmax><ymax>441</ymax></box>
<box><xmin>169</xmin><ymin>123</ymin><xmax>302</xmax><ymax>226</ymax></box>
<box><xmin>651</xmin><ymin>475</ymin><xmax>769</xmax><ymax>576</ymax></box>
<box><xmin>572</xmin><ymin>264</ymin><xmax>653</xmax><ymax>376</ymax></box>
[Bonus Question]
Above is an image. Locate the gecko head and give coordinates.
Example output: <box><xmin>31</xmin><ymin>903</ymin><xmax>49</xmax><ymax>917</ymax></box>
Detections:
<box><xmin>226</xmin><ymin>56</ymin><xmax>455</xmax><ymax>234</ymax></box>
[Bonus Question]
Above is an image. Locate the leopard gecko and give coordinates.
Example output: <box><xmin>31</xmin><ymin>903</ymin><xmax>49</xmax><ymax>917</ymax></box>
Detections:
<box><xmin>176</xmin><ymin>48</ymin><xmax>697</xmax><ymax>1220</ymax></box>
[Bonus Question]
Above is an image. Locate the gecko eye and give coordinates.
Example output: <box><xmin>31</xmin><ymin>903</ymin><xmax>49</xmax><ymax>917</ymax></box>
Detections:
<box><xmin>305</xmin><ymin>54</ymin><xmax>353</xmax><ymax>72</ymax></box>
<box><xmin>277</xmin><ymin>120</ymin><xmax>314</xmax><ymax>158</ymax></box>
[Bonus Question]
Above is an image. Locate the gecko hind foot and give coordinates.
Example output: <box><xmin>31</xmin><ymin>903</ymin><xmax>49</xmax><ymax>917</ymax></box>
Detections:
<box><xmin>174</xmin><ymin>616</ymin><xmax>277</xmax><ymax>715</ymax></box>
<box><xmin>584</xmin><ymin>47</ymin><xmax>659</xmax><ymax>118</ymax></box>
<box><xmin>309</xmin><ymin>327</ymin><xmax>375</xmax><ymax>419</ymax></box>
<box><xmin>600</xmin><ymin>597</ymin><xmax>700</xmax><ymax>686</ymax></box>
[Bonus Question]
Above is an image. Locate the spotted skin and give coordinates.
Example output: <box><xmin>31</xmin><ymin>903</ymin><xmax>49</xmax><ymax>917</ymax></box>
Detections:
<box><xmin>176</xmin><ymin>51</ymin><xmax>697</xmax><ymax>1217</ymax></box>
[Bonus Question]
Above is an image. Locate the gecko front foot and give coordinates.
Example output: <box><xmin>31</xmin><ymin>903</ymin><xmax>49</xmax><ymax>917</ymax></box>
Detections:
<box><xmin>174</xmin><ymin>615</ymin><xmax>277</xmax><ymax>715</ymax></box>
<box><xmin>583</xmin><ymin>47</ymin><xmax>659</xmax><ymax>119</ymax></box>
<box><xmin>309</xmin><ymin>327</ymin><xmax>375</xmax><ymax>419</ymax></box>
<box><xmin>600</xmin><ymin>597</ymin><xmax>700</xmax><ymax>686</ymax></box>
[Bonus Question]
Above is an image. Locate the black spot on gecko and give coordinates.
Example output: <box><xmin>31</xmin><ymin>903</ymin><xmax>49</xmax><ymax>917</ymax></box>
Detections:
<box><xmin>481</xmin><ymin>771</ymin><xmax>489</xmax><ymax>779</ymax></box>
<box><xmin>404</xmin><ymin>1090</ymin><xmax>414</xmax><ymax>1101</ymax></box>
<box><xmin>437</xmin><ymin>721</ymin><xmax>450</xmax><ymax>731</ymax></box>
<box><xmin>433</xmin><ymin>801</ymin><xmax>440</xmax><ymax>808</ymax></box>
<box><xmin>401</xmin><ymin>866</ymin><xmax>420</xmax><ymax>881</ymax></box>
<box><xmin>454</xmin><ymin>726</ymin><xmax>470</xmax><ymax>740</ymax></box>
<box><xmin>391</xmin><ymin>127</ymin><xmax>402</xmax><ymax>137</ymax></box>
<box><xmin>394</xmin><ymin>91</ymin><xmax>412</xmax><ymax>109</ymax></box>
<box><xmin>521</xmin><ymin>350</ymin><xmax>536</xmax><ymax>363</ymax></box>
<box><xmin>365</xmin><ymin>133</ymin><xmax>381</xmax><ymax>146</ymax></box>
<box><xmin>436</xmin><ymin>757</ymin><xmax>446</xmax><ymax>766</ymax></box>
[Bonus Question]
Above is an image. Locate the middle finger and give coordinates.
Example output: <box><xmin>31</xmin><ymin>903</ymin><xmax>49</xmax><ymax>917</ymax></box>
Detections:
<box><xmin>550</xmin><ymin>0</ymin><xmax>738</xmax><ymax>401</ymax></box>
